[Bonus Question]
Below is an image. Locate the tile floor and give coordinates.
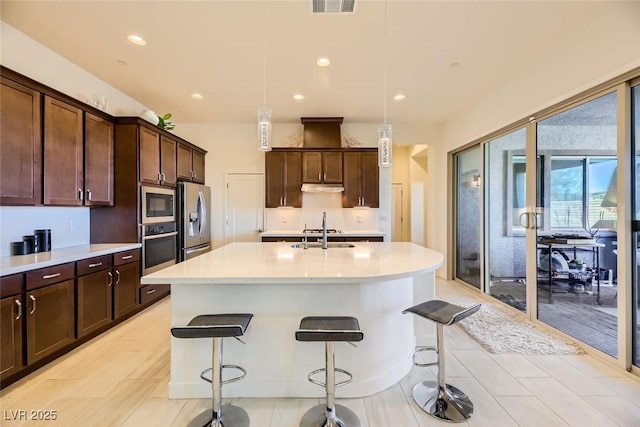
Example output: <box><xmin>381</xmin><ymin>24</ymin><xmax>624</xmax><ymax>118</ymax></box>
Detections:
<box><xmin>1</xmin><ymin>279</ymin><xmax>639</xmax><ymax>426</ymax></box>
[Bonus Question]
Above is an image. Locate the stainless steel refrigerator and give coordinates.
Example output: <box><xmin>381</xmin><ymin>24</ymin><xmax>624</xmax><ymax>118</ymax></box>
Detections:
<box><xmin>178</xmin><ymin>182</ymin><xmax>211</xmax><ymax>261</ymax></box>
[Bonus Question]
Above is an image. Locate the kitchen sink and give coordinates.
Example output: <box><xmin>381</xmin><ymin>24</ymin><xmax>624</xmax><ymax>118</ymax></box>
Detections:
<box><xmin>290</xmin><ymin>242</ymin><xmax>356</xmax><ymax>249</ymax></box>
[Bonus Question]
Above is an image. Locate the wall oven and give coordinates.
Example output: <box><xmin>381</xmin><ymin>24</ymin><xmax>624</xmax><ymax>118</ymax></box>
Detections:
<box><xmin>142</xmin><ymin>222</ymin><xmax>177</xmax><ymax>275</ymax></box>
<box><xmin>141</xmin><ymin>186</ymin><xmax>175</xmax><ymax>224</ymax></box>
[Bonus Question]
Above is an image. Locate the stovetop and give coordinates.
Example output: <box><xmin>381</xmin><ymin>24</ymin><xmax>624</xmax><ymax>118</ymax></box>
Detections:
<box><xmin>303</xmin><ymin>228</ymin><xmax>342</xmax><ymax>234</ymax></box>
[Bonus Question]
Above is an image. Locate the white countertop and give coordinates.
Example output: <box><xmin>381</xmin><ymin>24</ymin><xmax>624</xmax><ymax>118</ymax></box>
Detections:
<box><xmin>261</xmin><ymin>229</ymin><xmax>385</xmax><ymax>237</ymax></box>
<box><xmin>141</xmin><ymin>242</ymin><xmax>442</xmax><ymax>285</ymax></box>
<box><xmin>0</xmin><ymin>243</ymin><xmax>141</xmax><ymax>276</ymax></box>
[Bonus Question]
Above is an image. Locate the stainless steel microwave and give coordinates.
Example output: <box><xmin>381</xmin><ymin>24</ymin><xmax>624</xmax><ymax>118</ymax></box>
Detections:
<box><xmin>141</xmin><ymin>186</ymin><xmax>175</xmax><ymax>224</ymax></box>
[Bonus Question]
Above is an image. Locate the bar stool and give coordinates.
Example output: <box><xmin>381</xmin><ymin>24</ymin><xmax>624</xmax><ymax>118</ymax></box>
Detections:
<box><xmin>402</xmin><ymin>300</ymin><xmax>481</xmax><ymax>423</ymax></box>
<box><xmin>295</xmin><ymin>316</ymin><xmax>364</xmax><ymax>427</ymax></box>
<box><xmin>171</xmin><ymin>313</ymin><xmax>253</xmax><ymax>427</ymax></box>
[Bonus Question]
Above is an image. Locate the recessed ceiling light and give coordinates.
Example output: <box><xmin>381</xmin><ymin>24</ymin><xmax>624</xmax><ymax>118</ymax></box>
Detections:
<box><xmin>450</xmin><ymin>62</ymin><xmax>461</xmax><ymax>68</ymax></box>
<box><xmin>127</xmin><ymin>34</ymin><xmax>146</xmax><ymax>46</ymax></box>
<box><xmin>316</xmin><ymin>57</ymin><xmax>331</xmax><ymax>67</ymax></box>
<box><xmin>190</xmin><ymin>92</ymin><xmax>204</xmax><ymax>100</ymax></box>
<box><xmin>393</xmin><ymin>93</ymin><xmax>405</xmax><ymax>101</ymax></box>
<box><xmin>293</xmin><ymin>94</ymin><xmax>304</xmax><ymax>100</ymax></box>
<box><xmin>116</xmin><ymin>60</ymin><xmax>128</xmax><ymax>66</ymax></box>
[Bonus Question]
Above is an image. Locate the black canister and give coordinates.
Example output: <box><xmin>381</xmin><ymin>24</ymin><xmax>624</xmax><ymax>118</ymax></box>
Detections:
<box><xmin>11</xmin><ymin>241</ymin><xmax>29</xmax><ymax>255</ymax></box>
<box><xmin>34</xmin><ymin>229</ymin><xmax>52</xmax><ymax>252</ymax></box>
<box><xmin>23</xmin><ymin>235</ymin><xmax>37</xmax><ymax>253</ymax></box>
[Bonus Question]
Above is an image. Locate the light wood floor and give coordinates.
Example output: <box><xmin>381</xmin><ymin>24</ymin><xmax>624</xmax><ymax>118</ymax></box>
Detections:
<box><xmin>1</xmin><ymin>279</ymin><xmax>639</xmax><ymax>426</ymax></box>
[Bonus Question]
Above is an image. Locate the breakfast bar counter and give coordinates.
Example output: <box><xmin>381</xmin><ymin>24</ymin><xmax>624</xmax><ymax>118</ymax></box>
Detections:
<box><xmin>141</xmin><ymin>242</ymin><xmax>443</xmax><ymax>398</ymax></box>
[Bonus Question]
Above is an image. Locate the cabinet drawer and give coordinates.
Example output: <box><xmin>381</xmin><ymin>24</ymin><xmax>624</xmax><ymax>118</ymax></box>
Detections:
<box><xmin>261</xmin><ymin>237</ymin><xmax>302</xmax><ymax>242</ymax></box>
<box><xmin>140</xmin><ymin>284</ymin><xmax>170</xmax><ymax>305</ymax></box>
<box><xmin>26</xmin><ymin>262</ymin><xmax>74</xmax><ymax>291</ymax></box>
<box><xmin>1</xmin><ymin>273</ymin><xmax>24</xmax><ymax>298</ymax></box>
<box><xmin>77</xmin><ymin>254</ymin><xmax>112</xmax><ymax>276</ymax></box>
<box><xmin>114</xmin><ymin>249</ymin><xmax>140</xmax><ymax>266</ymax></box>
<box><xmin>343</xmin><ymin>236</ymin><xmax>384</xmax><ymax>242</ymax></box>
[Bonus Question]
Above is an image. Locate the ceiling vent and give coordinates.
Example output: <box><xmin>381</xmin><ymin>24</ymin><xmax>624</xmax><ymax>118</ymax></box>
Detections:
<box><xmin>312</xmin><ymin>0</ymin><xmax>356</xmax><ymax>14</ymax></box>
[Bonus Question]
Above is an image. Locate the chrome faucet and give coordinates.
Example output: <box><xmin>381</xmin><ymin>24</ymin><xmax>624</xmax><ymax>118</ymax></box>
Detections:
<box><xmin>303</xmin><ymin>223</ymin><xmax>308</xmax><ymax>250</ymax></box>
<box><xmin>322</xmin><ymin>211</ymin><xmax>328</xmax><ymax>249</ymax></box>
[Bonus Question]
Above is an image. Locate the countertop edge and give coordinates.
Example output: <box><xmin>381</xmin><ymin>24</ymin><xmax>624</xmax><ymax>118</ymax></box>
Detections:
<box><xmin>1</xmin><ymin>243</ymin><xmax>142</xmax><ymax>276</ymax></box>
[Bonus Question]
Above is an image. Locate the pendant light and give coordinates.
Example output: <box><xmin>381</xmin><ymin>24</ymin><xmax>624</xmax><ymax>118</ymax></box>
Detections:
<box><xmin>258</xmin><ymin>0</ymin><xmax>272</xmax><ymax>152</ymax></box>
<box><xmin>378</xmin><ymin>0</ymin><xmax>392</xmax><ymax>167</ymax></box>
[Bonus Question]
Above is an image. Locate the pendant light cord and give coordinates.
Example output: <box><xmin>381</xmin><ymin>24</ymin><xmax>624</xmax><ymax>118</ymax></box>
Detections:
<box><xmin>263</xmin><ymin>0</ymin><xmax>267</xmax><ymax>107</ymax></box>
<box><xmin>383</xmin><ymin>0</ymin><xmax>388</xmax><ymax>124</ymax></box>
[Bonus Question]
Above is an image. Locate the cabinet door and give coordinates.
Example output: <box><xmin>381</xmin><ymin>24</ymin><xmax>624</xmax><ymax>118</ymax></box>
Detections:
<box><xmin>77</xmin><ymin>269</ymin><xmax>113</xmax><ymax>337</ymax></box>
<box><xmin>265</xmin><ymin>151</ymin><xmax>285</xmax><ymax>207</ymax></box>
<box><xmin>139</xmin><ymin>126</ymin><xmax>161</xmax><ymax>184</ymax></box>
<box><xmin>85</xmin><ymin>113</ymin><xmax>114</xmax><ymax>206</ymax></box>
<box><xmin>302</xmin><ymin>152</ymin><xmax>322</xmax><ymax>183</ymax></box>
<box><xmin>113</xmin><ymin>262</ymin><xmax>140</xmax><ymax>319</ymax></box>
<box><xmin>284</xmin><ymin>152</ymin><xmax>302</xmax><ymax>207</ymax></box>
<box><xmin>0</xmin><ymin>296</ymin><xmax>24</xmax><ymax>381</ymax></box>
<box><xmin>0</xmin><ymin>77</ymin><xmax>42</xmax><ymax>205</ymax></box>
<box><xmin>322</xmin><ymin>152</ymin><xmax>343</xmax><ymax>183</ymax></box>
<box><xmin>176</xmin><ymin>143</ymin><xmax>193</xmax><ymax>181</ymax></box>
<box><xmin>26</xmin><ymin>280</ymin><xmax>75</xmax><ymax>364</ymax></box>
<box><xmin>43</xmin><ymin>96</ymin><xmax>83</xmax><ymax>206</ymax></box>
<box><xmin>342</xmin><ymin>152</ymin><xmax>361</xmax><ymax>208</ymax></box>
<box><xmin>160</xmin><ymin>135</ymin><xmax>177</xmax><ymax>186</ymax></box>
<box><xmin>192</xmin><ymin>150</ymin><xmax>206</xmax><ymax>184</ymax></box>
<box><xmin>361</xmin><ymin>151</ymin><xmax>379</xmax><ymax>208</ymax></box>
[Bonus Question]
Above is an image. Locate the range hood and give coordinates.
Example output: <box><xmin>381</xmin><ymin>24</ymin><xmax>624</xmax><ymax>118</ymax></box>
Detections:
<box><xmin>301</xmin><ymin>183</ymin><xmax>344</xmax><ymax>193</ymax></box>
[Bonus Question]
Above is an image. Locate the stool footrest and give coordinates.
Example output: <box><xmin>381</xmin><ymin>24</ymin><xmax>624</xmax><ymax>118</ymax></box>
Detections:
<box><xmin>413</xmin><ymin>346</ymin><xmax>438</xmax><ymax>367</ymax></box>
<box><xmin>200</xmin><ymin>365</ymin><xmax>247</xmax><ymax>385</ymax></box>
<box><xmin>307</xmin><ymin>367</ymin><xmax>353</xmax><ymax>388</ymax></box>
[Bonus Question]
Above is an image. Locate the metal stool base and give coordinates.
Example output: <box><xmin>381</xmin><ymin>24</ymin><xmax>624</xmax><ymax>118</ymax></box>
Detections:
<box><xmin>299</xmin><ymin>403</ymin><xmax>361</xmax><ymax>427</ymax></box>
<box><xmin>412</xmin><ymin>380</ymin><xmax>474</xmax><ymax>423</ymax></box>
<box><xmin>187</xmin><ymin>405</ymin><xmax>250</xmax><ymax>427</ymax></box>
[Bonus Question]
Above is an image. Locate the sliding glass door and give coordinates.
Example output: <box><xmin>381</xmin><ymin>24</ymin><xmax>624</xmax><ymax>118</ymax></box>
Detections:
<box><xmin>535</xmin><ymin>91</ymin><xmax>618</xmax><ymax>357</ymax></box>
<box><xmin>632</xmin><ymin>82</ymin><xmax>640</xmax><ymax>368</ymax></box>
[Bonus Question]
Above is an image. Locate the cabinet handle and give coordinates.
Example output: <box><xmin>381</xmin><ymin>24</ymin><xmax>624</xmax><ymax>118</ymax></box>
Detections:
<box><xmin>79</xmin><ymin>188</ymin><xmax>84</xmax><ymax>200</ymax></box>
<box><xmin>107</xmin><ymin>271</ymin><xmax>113</xmax><ymax>287</ymax></box>
<box><xmin>115</xmin><ymin>269</ymin><xmax>121</xmax><ymax>285</ymax></box>
<box><xmin>87</xmin><ymin>189</ymin><xmax>92</xmax><ymax>201</ymax></box>
<box><xmin>323</xmin><ymin>173</ymin><xmax>327</xmax><ymax>181</ymax></box>
<box><xmin>121</xmin><ymin>255</ymin><xmax>133</xmax><ymax>260</ymax></box>
<box><xmin>319</xmin><ymin>173</ymin><xmax>321</xmax><ymax>181</ymax></box>
<box><xmin>88</xmin><ymin>262</ymin><xmax>103</xmax><ymax>268</ymax></box>
<box><xmin>161</xmin><ymin>172</ymin><xmax>166</xmax><ymax>183</ymax></box>
<box><xmin>146</xmin><ymin>289</ymin><xmax>157</xmax><ymax>295</ymax></box>
<box><xmin>192</xmin><ymin>171</ymin><xmax>196</xmax><ymax>179</ymax></box>
<box><xmin>43</xmin><ymin>273</ymin><xmax>61</xmax><ymax>280</ymax></box>
<box><xmin>284</xmin><ymin>196</ymin><xmax>287</xmax><ymax>205</ymax></box>
<box><xmin>29</xmin><ymin>295</ymin><xmax>36</xmax><ymax>315</ymax></box>
<box><xmin>158</xmin><ymin>172</ymin><xmax>162</xmax><ymax>183</ymax></box>
<box><xmin>15</xmin><ymin>299</ymin><xmax>22</xmax><ymax>320</ymax></box>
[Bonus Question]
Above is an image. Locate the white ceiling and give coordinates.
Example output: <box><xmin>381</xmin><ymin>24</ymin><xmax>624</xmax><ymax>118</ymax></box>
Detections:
<box><xmin>2</xmin><ymin>1</ymin><xmax>639</xmax><ymax>126</ymax></box>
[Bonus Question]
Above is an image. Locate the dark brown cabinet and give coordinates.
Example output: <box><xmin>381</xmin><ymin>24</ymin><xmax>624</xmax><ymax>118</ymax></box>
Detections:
<box><xmin>343</xmin><ymin>150</ymin><xmax>379</xmax><ymax>208</ymax></box>
<box><xmin>84</xmin><ymin>112</ymin><xmax>114</xmax><ymax>206</ymax></box>
<box><xmin>43</xmin><ymin>96</ymin><xmax>84</xmax><ymax>206</ymax></box>
<box><xmin>0</xmin><ymin>77</ymin><xmax>42</xmax><ymax>205</ymax></box>
<box><xmin>1</xmin><ymin>274</ymin><xmax>24</xmax><ymax>382</ymax></box>
<box><xmin>265</xmin><ymin>151</ymin><xmax>302</xmax><ymax>208</ymax></box>
<box><xmin>26</xmin><ymin>279</ymin><xmax>75</xmax><ymax>365</ymax></box>
<box><xmin>113</xmin><ymin>251</ymin><xmax>140</xmax><ymax>319</ymax></box>
<box><xmin>76</xmin><ymin>255</ymin><xmax>113</xmax><ymax>338</ymax></box>
<box><xmin>177</xmin><ymin>143</ymin><xmax>206</xmax><ymax>183</ymax></box>
<box><xmin>302</xmin><ymin>151</ymin><xmax>343</xmax><ymax>184</ymax></box>
<box><xmin>139</xmin><ymin>127</ymin><xmax>177</xmax><ymax>187</ymax></box>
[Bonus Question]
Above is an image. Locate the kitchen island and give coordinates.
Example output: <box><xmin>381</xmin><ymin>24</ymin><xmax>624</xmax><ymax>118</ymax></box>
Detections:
<box><xmin>141</xmin><ymin>241</ymin><xmax>443</xmax><ymax>398</ymax></box>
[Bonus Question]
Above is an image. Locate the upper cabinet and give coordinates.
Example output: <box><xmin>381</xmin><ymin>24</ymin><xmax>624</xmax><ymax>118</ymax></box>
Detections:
<box><xmin>343</xmin><ymin>150</ymin><xmax>379</xmax><ymax>208</ymax></box>
<box><xmin>0</xmin><ymin>77</ymin><xmax>42</xmax><ymax>205</ymax></box>
<box><xmin>177</xmin><ymin>142</ymin><xmax>206</xmax><ymax>184</ymax></box>
<box><xmin>302</xmin><ymin>151</ymin><xmax>343</xmax><ymax>184</ymax></box>
<box><xmin>1</xmin><ymin>68</ymin><xmax>115</xmax><ymax>207</ymax></box>
<box><xmin>139</xmin><ymin>128</ymin><xmax>177</xmax><ymax>187</ymax></box>
<box><xmin>43</xmin><ymin>96</ymin><xmax>84</xmax><ymax>206</ymax></box>
<box><xmin>84</xmin><ymin>113</ymin><xmax>114</xmax><ymax>206</ymax></box>
<box><xmin>265</xmin><ymin>151</ymin><xmax>302</xmax><ymax>208</ymax></box>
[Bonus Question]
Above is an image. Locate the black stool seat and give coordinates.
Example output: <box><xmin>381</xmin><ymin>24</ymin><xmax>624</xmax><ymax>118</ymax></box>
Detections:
<box><xmin>171</xmin><ymin>313</ymin><xmax>253</xmax><ymax>339</ymax></box>
<box><xmin>295</xmin><ymin>316</ymin><xmax>364</xmax><ymax>342</ymax></box>
<box><xmin>403</xmin><ymin>300</ymin><xmax>481</xmax><ymax>326</ymax></box>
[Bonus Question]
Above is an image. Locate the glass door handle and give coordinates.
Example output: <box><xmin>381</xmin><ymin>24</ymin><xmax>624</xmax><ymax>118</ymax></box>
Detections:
<box><xmin>519</xmin><ymin>212</ymin><xmax>537</xmax><ymax>229</ymax></box>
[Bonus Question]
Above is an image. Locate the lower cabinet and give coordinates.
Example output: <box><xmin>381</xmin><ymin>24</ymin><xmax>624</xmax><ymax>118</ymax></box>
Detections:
<box><xmin>113</xmin><ymin>261</ymin><xmax>140</xmax><ymax>319</ymax></box>
<box><xmin>0</xmin><ymin>294</ymin><xmax>24</xmax><ymax>381</ymax></box>
<box><xmin>26</xmin><ymin>280</ymin><xmax>75</xmax><ymax>365</ymax></box>
<box><xmin>140</xmin><ymin>284</ymin><xmax>170</xmax><ymax>305</ymax></box>
<box><xmin>77</xmin><ymin>256</ymin><xmax>113</xmax><ymax>338</ymax></box>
